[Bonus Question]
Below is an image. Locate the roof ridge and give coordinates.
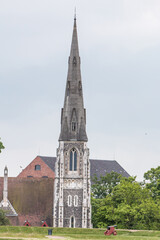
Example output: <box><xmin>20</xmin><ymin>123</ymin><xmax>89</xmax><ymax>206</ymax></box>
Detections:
<box><xmin>38</xmin><ymin>156</ymin><xmax>116</xmax><ymax>161</ymax></box>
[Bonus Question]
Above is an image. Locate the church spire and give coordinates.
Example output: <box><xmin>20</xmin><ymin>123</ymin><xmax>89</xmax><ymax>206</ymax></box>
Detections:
<box><xmin>59</xmin><ymin>17</ymin><xmax>88</xmax><ymax>142</ymax></box>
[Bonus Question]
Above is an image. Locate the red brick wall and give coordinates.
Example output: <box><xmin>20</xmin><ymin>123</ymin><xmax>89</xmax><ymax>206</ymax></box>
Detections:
<box><xmin>0</xmin><ymin>177</ymin><xmax>3</xmax><ymax>200</ymax></box>
<box><xmin>8</xmin><ymin>216</ymin><xmax>19</xmax><ymax>226</ymax></box>
<box><xmin>18</xmin><ymin>215</ymin><xmax>43</xmax><ymax>226</ymax></box>
<box><xmin>0</xmin><ymin>177</ymin><xmax>54</xmax><ymax>226</ymax></box>
<box><xmin>17</xmin><ymin>156</ymin><xmax>55</xmax><ymax>179</ymax></box>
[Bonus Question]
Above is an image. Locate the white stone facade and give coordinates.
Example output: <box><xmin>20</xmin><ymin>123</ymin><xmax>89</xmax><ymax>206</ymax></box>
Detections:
<box><xmin>53</xmin><ymin>141</ymin><xmax>91</xmax><ymax>228</ymax></box>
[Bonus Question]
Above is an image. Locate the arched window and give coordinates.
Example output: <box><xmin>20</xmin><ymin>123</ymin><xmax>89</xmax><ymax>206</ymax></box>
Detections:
<box><xmin>71</xmin><ymin>216</ymin><xmax>74</xmax><ymax>228</ymax></box>
<box><xmin>69</xmin><ymin>149</ymin><xmax>77</xmax><ymax>171</ymax></box>
<box><xmin>71</xmin><ymin>108</ymin><xmax>77</xmax><ymax>132</ymax></box>
<box><xmin>74</xmin><ymin>195</ymin><xmax>78</xmax><ymax>207</ymax></box>
<box><xmin>73</xmin><ymin>56</ymin><xmax>77</xmax><ymax>66</ymax></box>
<box><xmin>72</xmin><ymin>122</ymin><xmax>76</xmax><ymax>131</ymax></box>
<box><xmin>68</xmin><ymin>195</ymin><xmax>72</xmax><ymax>207</ymax></box>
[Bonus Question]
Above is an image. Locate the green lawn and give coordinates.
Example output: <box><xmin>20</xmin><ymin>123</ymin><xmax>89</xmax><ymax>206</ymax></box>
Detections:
<box><xmin>0</xmin><ymin>226</ymin><xmax>160</xmax><ymax>240</ymax></box>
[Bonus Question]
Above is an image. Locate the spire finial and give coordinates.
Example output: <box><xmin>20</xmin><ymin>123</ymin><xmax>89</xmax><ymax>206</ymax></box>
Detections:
<box><xmin>74</xmin><ymin>7</ymin><xmax>76</xmax><ymax>20</ymax></box>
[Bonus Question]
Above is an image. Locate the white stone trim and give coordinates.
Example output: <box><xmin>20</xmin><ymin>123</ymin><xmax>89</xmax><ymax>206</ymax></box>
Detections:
<box><xmin>74</xmin><ymin>195</ymin><xmax>78</xmax><ymax>207</ymax></box>
<box><xmin>68</xmin><ymin>195</ymin><xmax>72</xmax><ymax>207</ymax></box>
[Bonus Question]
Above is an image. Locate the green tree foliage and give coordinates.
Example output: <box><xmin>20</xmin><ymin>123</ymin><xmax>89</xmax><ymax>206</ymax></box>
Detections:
<box><xmin>0</xmin><ymin>210</ymin><xmax>10</xmax><ymax>226</ymax></box>
<box><xmin>111</xmin><ymin>177</ymin><xmax>150</xmax><ymax>206</ymax></box>
<box><xmin>135</xmin><ymin>199</ymin><xmax>160</xmax><ymax>230</ymax></box>
<box><xmin>91</xmin><ymin>171</ymin><xmax>122</xmax><ymax>198</ymax></box>
<box><xmin>144</xmin><ymin>166</ymin><xmax>160</xmax><ymax>200</ymax></box>
<box><xmin>92</xmin><ymin>173</ymin><xmax>160</xmax><ymax>230</ymax></box>
<box><xmin>0</xmin><ymin>139</ymin><xmax>4</xmax><ymax>153</ymax></box>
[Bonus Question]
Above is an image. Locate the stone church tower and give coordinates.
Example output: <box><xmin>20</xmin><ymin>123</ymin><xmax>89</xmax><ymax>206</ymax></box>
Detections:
<box><xmin>53</xmin><ymin>17</ymin><xmax>92</xmax><ymax>228</ymax></box>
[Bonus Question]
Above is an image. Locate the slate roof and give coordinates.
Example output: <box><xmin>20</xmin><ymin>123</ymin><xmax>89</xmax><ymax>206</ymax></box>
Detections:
<box><xmin>39</xmin><ymin>156</ymin><xmax>56</xmax><ymax>172</ymax></box>
<box><xmin>90</xmin><ymin>159</ymin><xmax>130</xmax><ymax>180</ymax></box>
<box><xmin>59</xmin><ymin>18</ymin><xmax>88</xmax><ymax>142</ymax></box>
<box><xmin>39</xmin><ymin>156</ymin><xmax>130</xmax><ymax>180</ymax></box>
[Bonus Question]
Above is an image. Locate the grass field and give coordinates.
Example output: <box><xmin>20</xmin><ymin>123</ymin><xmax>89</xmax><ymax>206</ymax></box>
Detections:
<box><xmin>0</xmin><ymin>226</ymin><xmax>160</xmax><ymax>240</ymax></box>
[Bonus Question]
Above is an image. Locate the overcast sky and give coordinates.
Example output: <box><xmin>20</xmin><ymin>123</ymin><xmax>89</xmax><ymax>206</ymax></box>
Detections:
<box><xmin>0</xmin><ymin>0</ymin><xmax>160</xmax><ymax>181</ymax></box>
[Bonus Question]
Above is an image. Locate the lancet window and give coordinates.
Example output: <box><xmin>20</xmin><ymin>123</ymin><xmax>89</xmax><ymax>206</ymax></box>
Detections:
<box><xmin>69</xmin><ymin>148</ymin><xmax>77</xmax><ymax>171</ymax></box>
<box><xmin>73</xmin><ymin>56</ymin><xmax>77</xmax><ymax>66</ymax></box>
<box><xmin>71</xmin><ymin>216</ymin><xmax>74</xmax><ymax>228</ymax></box>
<box><xmin>71</xmin><ymin>109</ymin><xmax>77</xmax><ymax>132</ymax></box>
<box><xmin>74</xmin><ymin>195</ymin><xmax>78</xmax><ymax>207</ymax></box>
<box><xmin>68</xmin><ymin>195</ymin><xmax>72</xmax><ymax>206</ymax></box>
<box><xmin>72</xmin><ymin>122</ymin><xmax>76</xmax><ymax>131</ymax></box>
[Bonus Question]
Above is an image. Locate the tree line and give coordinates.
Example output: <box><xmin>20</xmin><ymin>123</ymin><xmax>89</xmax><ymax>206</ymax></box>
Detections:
<box><xmin>91</xmin><ymin>167</ymin><xmax>160</xmax><ymax>230</ymax></box>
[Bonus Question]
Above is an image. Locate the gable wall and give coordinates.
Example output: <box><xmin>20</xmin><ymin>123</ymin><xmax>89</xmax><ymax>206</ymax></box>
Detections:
<box><xmin>0</xmin><ymin>177</ymin><xmax>54</xmax><ymax>226</ymax></box>
<box><xmin>17</xmin><ymin>156</ymin><xmax>55</xmax><ymax>179</ymax></box>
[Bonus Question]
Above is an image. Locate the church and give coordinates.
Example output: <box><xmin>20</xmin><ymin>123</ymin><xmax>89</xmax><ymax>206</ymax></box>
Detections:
<box><xmin>0</xmin><ymin>17</ymin><xmax>129</xmax><ymax>227</ymax></box>
<box><xmin>53</xmin><ymin>15</ymin><xmax>92</xmax><ymax>228</ymax></box>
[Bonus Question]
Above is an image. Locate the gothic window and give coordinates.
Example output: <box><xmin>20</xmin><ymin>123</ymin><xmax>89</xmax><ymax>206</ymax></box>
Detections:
<box><xmin>67</xmin><ymin>81</ymin><xmax>70</xmax><ymax>89</ymax></box>
<box><xmin>74</xmin><ymin>195</ymin><xmax>78</xmax><ymax>207</ymax></box>
<box><xmin>73</xmin><ymin>56</ymin><xmax>77</xmax><ymax>66</ymax></box>
<box><xmin>69</xmin><ymin>148</ymin><xmax>77</xmax><ymax>171</ymax></box>
<box><xmin>67</xmin><ymin>81</ymin><xmax>70</xmax><ymax>96</ymax></box>
<box><xmin>78</xmin><ymin>81</ymin><xmax>82</xmax><ymax>90</ymax></box>
<box><xmin>71</xmin><ymin>216</ymin><xmax>74</xmax><ymax>228</ymax></box>
<box><xmin>74</xmin><ymin>151</ymin><xmax>77</xmax><ymax>171</ymax></box>
<box><xmin>71</xmin><ymin>108</ymin><xmax>77</xmax><ymax>132</ymax></box>
<box><xmin>72</xmin><ymin>122</ymin><xmax>76</xmax><ymax>131</ymax></box>
<box><xmin>35</xmin><ymin>165</ymin><xmax>41</xmax><ymax>171</ymax></box>
<box><xmin>68</xmin><ymin>195</ymin><xmax>72</xmax><ymax>207</ymax></box>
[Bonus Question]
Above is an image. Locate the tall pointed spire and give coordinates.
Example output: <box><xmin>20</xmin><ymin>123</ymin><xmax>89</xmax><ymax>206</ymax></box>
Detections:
<box><xmin>59</xmin><ymin>17</ymin><xmax>88</xmax><ymax>141</ymax></box>
<box><xmin>54</xmin><ymin>16</ymin><xmax>91</xmax><ymax>229</ymax></box>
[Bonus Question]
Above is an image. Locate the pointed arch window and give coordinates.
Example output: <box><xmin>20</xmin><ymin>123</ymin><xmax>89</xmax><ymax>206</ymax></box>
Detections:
<box><xmin>72</xmin><ymin>122</ymin><xmax>76</xmax><ymax>131</ymax></box>
<box><xmin>71</xmin><ymin>108</ymin><xmax>77</xmax><ymax>132</ymax></box>
<box><xmin>70</xmin><ymin>216</ymin><xmax>74</xmax><ymax>228</ymax></box>
<box><xmin>78</xmin><ymin>81</ymin><xmax>82</xmax><ymax>90</ymax></box>
<box><xmin>68</xmin><ymin>195</ymin><xmax>72</xmax><ymax>207</ymax></box>
<box><xmin>69</xmin><ymin>148</ymin><xmax>77</xmax><ymax>171</ymax></box>
<box><xmin>67</xmin><ymin>81</ymin><xmax>70</xmax><ymax>96</ymax></box>
<box><xmin>74</xmin><ymin>195</ymin><xmax>78</xmax><ymax>207</ymax></box>
<box><xmin>73</xmin><ymin>56</ymin><xmax>77</xmax><ymax>66</ymax></box>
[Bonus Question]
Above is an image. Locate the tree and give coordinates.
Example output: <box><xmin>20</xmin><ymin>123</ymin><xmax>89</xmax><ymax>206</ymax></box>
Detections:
<box><xmin>0</xmin><ymin>210</ymin><xmax>10</xmax><ymax>226</ymax></box>
<box><xmin>0</xmin><ymin>139</ymin><xmax>4</xmax><ymax>153</ymax></box>
<box><xmin>144</xmin><ymin>166</ymin><xmax>160</xmax><ymax>200</ymax></box>
<box><xmin>91</xmin><ymin>171</ymin><xmax>122</xmax><ymax>199</ymax></box>
<box><xmin>134</xmin><ymin>199</ymin><xmax>160</xmax><ymax>230</ymax></box>
<box><xmin>91</xmin><ymin>176</ymin><xmax>160</xmax><ymax>230</ymax></box>
<box><xmin>111</xmin><ymin>177</ymin><xmax>150</xmax><ymax>207</ymax></box>
<box><xmin>108</xmin><ymin>177</ymin><xmax>159</xmax><ymax>229</ymax></box>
